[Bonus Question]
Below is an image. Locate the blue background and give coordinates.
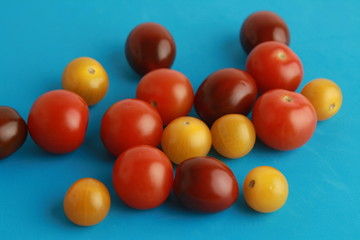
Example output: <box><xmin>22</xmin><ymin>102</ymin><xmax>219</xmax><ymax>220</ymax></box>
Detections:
<box><xmin>1</xmin><ymin>0</ymin><xmax>359</xmax><ymax>239</ymax></box>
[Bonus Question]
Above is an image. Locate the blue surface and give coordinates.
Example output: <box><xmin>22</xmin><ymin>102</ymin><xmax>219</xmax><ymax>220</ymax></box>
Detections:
<box><xmin>1</xmin><ymin>0</ymin><xmax>359</xmax><ymax>239</ymax></box>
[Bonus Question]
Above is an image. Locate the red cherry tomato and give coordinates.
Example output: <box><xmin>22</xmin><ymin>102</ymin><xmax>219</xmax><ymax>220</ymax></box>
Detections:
<box><xmin>194</xmin><ymin>68</ymin><xmax>257</xmax><ymax>126</ymax></box>
<box><xmin>246</xmin><ymin>41</ymin><xmax>303</xmax><ymax>94</ymax></box>
<box><xmin>173</xmin><ymin>156</ymin><xmax>239</xmax><ymax>213</ymax></box>
<box><xmin>136</xmin><ymin>69</ymin><xmax>194</xmax><ymax>125</ymax></box>
<box><xmin>112</xmin><ymin>145</ymin><xmax>173</xmax><ymax>209</ymax></box>
<box><xmin>252</xmin><ymin>89</ymin><xmax>317</xmax><ymax>151</ymax></box>
<box><xmin>28</xmin><ymin>90</ymin><xmax>89</xmax><ymax>154</ymax></box>
<box><xmin>101</xmin><ymin>99</ymin><xmax>163</xmax><ymax>157</ymax></box>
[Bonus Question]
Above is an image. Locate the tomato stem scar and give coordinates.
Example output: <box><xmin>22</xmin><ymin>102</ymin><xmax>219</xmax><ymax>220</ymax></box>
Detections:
<box><xmin>184</xmin><ymin>121</ymin><xmax>190</xmax><ymax>125</ymax></box>
<box><xmin>150</xmin><ymin>101</ymin><xmax>158</xmax><ymax>108</ymax></box>
<box><xmin>283</xmin><ymin>95</ymin><xmax>292</xmax><ymax>102</ymax></box>
<box><xmin>329</xmin><ymin>103</ymin><xmax>335</xmax><ymax>110</ymax></box>
<box><xmin>249</xmin><ymin>180</ymin><xmax>255</xmax><ymax>188</ymax></box>
<box><xmin>88</xmin><ymin>67</ymin><xmax>95</xmax><ymax>74</ymax></box>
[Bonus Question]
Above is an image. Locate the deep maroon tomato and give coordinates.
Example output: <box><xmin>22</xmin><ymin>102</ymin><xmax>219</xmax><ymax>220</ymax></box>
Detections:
<box><xmin>136</xmin><ymin>68</ymin><xmax>194</xmax><ymax>125</ymax></box>
<box><xmin>173</xmin><ymin>156</ymin><xmax>239</xmax><ymax>213</ymax></box>
<box><xmin>125</xmin><ymin>22</ymin><xmax>176</xmax><ymax>76</ymax></box>
<box><xmin>101</xmin><ymin>99</ymin><xmax>163</xmax><ymax>157</ymax></box>
<box><xmin>240</xmin><ymin>11</ymin><xmax>290</xmax><ymax>54</ymax></box>
<box><xmin>252</xmin><ymin>89</ymin><xmax>317</xmax><ymax>151</ymax></box>
<box><xmin>194</xmin><ymin>68</ymin><xmax>257</xmax><ymax>126</ymax></box>
<box><xmin>0</xmin><ymin>106</ymin><xmax>27</xmax><ymax>159</ymax></box>
<box><xmin>28</xmin><ymin>90</ymin><xmax>89</xmax><ymax>154</ymax></box>
<box><xmin>112</xmin><ymin>145</ymin><xmax>173</xmax><ymax>209</ymax></box>
<box><xmin>246</xmin><ymin>41</ymin><xmax>303</xmax><ymax>94</ymax></box>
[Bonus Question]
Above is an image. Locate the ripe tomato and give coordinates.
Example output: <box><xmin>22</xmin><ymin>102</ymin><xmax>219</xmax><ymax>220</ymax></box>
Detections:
<box><xmin>194</xmin><ymin>68</ymin><xmax>257</xmax><ymax>126</ymax></box>
<box><xmin>136</xmin><ymin>69</ymin><xmax>194</xmax><ymax>125</ymax></box>
<box><xmin>301</xmin><ymin>78</ymin><xmax>342</xmax><ymax>121</ymax></box>
<box><xmin>243</xmin><ymin>166</ymin><xmax>288</xmax><ymax>213</ymax></box>
<box><xmin>246</xmin><ymin>41</ymin><xmax>303</xmax><ymax>94</ymax></box>
<box><xmin>63</xmin><ymin>178</ymin><xmax>111</xmax><ymax>226</ymax></box>
<box><xmin>112</xmin><ymin>145</ymin><xmax>173</xmax><ymax>209</ymax></box>
<box><xmin>211</xmin><ymin>114</ymin><xmax>255</xmax><ymax>159</ymax></box>
<box><xmin>252</xmin><ymin>89</ymin><xmax>317</xmax><ymax>151</ymax></box>
<box><xmin>161</xmin><ymin>116</ymin><xmax>211</xmax><ymax>165</ymax></box>
<box><xmin>0</xmin><ymin>106</ymin><xmax>27</xmax><ymax>159</ymax></box>
<box><xmin>240</xmin><ymin>11</ymin><xmax>290</xmax><ymax>54</ymax></box>
<box><xmin>101</xmin><ymin>99</ymin><xmax>163</xmax><ymax>157</ymax></box>
<box><xmin>62</xmin><ymin>57</ymin><xmax>109</xmax><ymax>106</ymax></box>
<box><xmin>28</xmin><ymin>90</ymin><xmax>89</xmax><ymax>154</ymax></box>
<box><xmin>173</xmin><ymin>156</ymin><xmax>239</xmax><ymax>213</ymax></box>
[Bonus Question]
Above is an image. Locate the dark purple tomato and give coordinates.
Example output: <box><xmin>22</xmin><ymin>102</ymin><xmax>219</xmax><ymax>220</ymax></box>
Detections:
<box><xmin>194</xmin><ymin>68</ymin><xmax>257</xmax><ymax>126</ymax></box>
<box><xmin>0</xmin><ymin>106</ymin><xmax>27</xmax><ymax>159</ymax></box>
<box><xmin>125</xmin><ymin>22</ymin><xmax>176</xmax><ymax>76</ymax></box>
<box><xmin>173</xmin><ymin>156</ymin><xmax>239</xmax><ymax>213</ymax></box>
<box><xmin>240</xmin><ymin>11</ymin><xmax>290</xmax><ymax>54</ymax></box>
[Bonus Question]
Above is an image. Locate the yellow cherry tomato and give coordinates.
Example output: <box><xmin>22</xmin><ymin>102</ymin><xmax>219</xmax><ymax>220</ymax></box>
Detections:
<box><xmin>63</xmin><ymin>178</ymin><xmax>111</xmax><ymax>226</ymax></box>
<box><xmin>243</xmin><ymin>166</ymin><xmax>288</xmax><ymax>213</ymax></box>
<box><xmin>62</xmin><ymin>57</ymin><xmax>109</xmax><ymax>106</ymax></box>
<box><xmin>301</xmin><ymin>78</ymin><xmax>342</xmax><ymax>121</ymax></box>
<box><xmin>161</xmin><ymin>116</ymin><xmax>212</xmax><ymax>165</ymax></box>
<box><xmin>211</xmin><ymin>114</ymin><xmax>255</xmax><ymax>159</ymax></box>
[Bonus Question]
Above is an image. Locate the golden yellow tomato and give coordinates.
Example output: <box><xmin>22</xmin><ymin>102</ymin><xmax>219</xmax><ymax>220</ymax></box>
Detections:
<box><xmin>62</xmin><ymin>57</ymin><xmax>109</xmax><ymax>106</ymax></box>
<box><xmin>211</xmin><ymin>114</ymin><xmax>255</xmax><ymax>159</ymax></box>
<box><xmin>161</xmin><ymin>116</ymin><xmax>212</xmax><ymax>165</ymax></box>
<box><xmin>63</xmin><ymin>178</ymin><xmax>111</xmax><ymax>226</ymax></box>
<box><xmin>301</xmin><ymin>78</ymin><xmax>342</xmax><ymax>121</ymax></box>
<box><xmin>243</xmin><ymin>166</ymin><xmax>288</xmax><ymax>213</ymax></box>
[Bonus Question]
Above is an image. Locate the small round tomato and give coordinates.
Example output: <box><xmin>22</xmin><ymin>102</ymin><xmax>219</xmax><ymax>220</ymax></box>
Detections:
<box><xmin>136</xmin><ymin>69</ymin><xmax>194</xmax><ymax>125</ymax></box>
<box><xmin>63</xmin><ymin>178</ymin><xmax>111</xmax><ymax>226</ymax></box>
<box><xmin>173</xmin><ymin>156</ymin><xmax>239</xmax><ymax>213</ymax></box>
<box><xmin>252</xmin><ymin>89</ymin><xmax>317</xmax><ymax>151</ymax></box>
<box><xmin>112</xmin><ymin>145</ymin><xmax>173</xmax><ymax>209</ymax></box>
<box><xmin>125</xmin><ymin>22</ymin><xmax>176</xmax><ymax>75</ymax></box>
<box><xmin>243</xmin><ymin>166</ymin><xmax>288</xmax><ymax>213</ymax></box>
<box><xmin>194</xmin><ymin>68</ymin><xmax>257</xmax><ymax>126</ymax></box>
<box><xmin>101</xmin><ymin>99</ymin><xmax>163</xmax><ymax>157</ymax></box>
<box><xmin>0</xmin><ymin>106</ymin><xmax>27</xmax><ymax>159</ymax></box>
<box><xmin>28</xmin><ymin>90</ymin><xmax>89</xmax><ymax>154</ymax></box>
<box><xmin>161</xmin><ymin>116</ymin><xmax>211</xmax><ymax>165</ymax></box>
<box><xmin>62</xmin><ymin>57</ymin><xmax>109</xmax><ymax>106</ymax></box>
<box><xmin>246</xmin><ymin>41</ymin><xmax>303</xmax><ymax>94</ymax></box>
<box><xmin>301</xmin><ymin>78</ymin><xmax>342</xmax><ymax>121</ymax></box>
<box><xmin>211</xmin><ymin>114</ymin><xmax>255</xmax><ymax>159</ymax></box>
<box><xmin>240</xmin><ymin>11</ymin><xmax>290</xmax><ymax>54</ymax></box>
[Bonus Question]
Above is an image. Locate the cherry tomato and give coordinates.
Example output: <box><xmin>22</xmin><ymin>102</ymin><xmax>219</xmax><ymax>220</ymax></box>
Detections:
<box><xmin>246</xmin><ymin>41</ymin><xmax>303</xmax><ymax>94</ymax></box>
<box><xmin>101</xmin><ymin>99</ymin><xmax>163</xmax><ymax>157</ymax></box>
<box><xmin>161</xmin><ymin>116</ymin><xmax>211</xmax><ymax>165</ymax></box>
<box><xmin>194</xmin><ymin>68</ymin><xmax>257</xmax><ymax>126</ymax></box>
<box><xmin>243</xmin><ymin>166</ymin><xmax>288</xmax><ymax>213</ymax></box>
<box><xmin>125</xmin><ymin>22</ymin><xmax>176</xmax><ymax>75</ymax></box>
<box><xmin>28</xmin><ymin>90</ymin><xmax>89</xmax><ymax>154</ymax></box>
<box><xmin>301</xmin><ymin>78</ymin><xmax>342</xmax><ymax>121</ymax></box>
<box><xmin>0</xmin><ymin>106</ymin><xmax>27</xmax><ymax>159</ymax></box>
<box><xmin>112</xmin><ymin>145</ymin><xmax>173</xmax><ymax>209</ymax></box>
<box><xmin>62</xmin><ymin>57</ymin><xmax>109</xmax><ymax>106</ymax></box>
<box><xmin>252</xmin><ymin>89</ymin><xmax>317</xmax><ymax>151</ymax></box>
<box><xmin>63</xmin><ymin>178</ymin><xmax>111</xmax><ymax>226</ymax></box>
<box><xmin>240</xmin><ymin>11</ymin><xmax>290</xmax><ymax>54</ymax></box>
<box><xmin>211</xmin><ymin>114</ymin><xmax>255</xmax><ymax>159</ymax></box>
<box><xmin>173</xmin><ymin>156</ymin><xmax>239</xmax><ymax>213</ymax></box>
<box><xmin>136</xmin><ymin>68</ymin><xmax>194</xmax><ymax>125</ymax></box>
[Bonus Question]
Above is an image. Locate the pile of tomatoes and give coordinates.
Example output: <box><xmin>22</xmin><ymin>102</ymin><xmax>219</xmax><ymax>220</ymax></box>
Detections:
<box><xmin>0</xmin><ymin>11</ymin><xmax>342</xmax><ymax>226</ymax></box>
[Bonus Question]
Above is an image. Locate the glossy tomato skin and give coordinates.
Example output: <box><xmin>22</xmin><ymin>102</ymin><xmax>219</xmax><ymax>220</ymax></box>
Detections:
<box><xmin>194</xmin><ymin>68</ymin><xmax>257</xmax><ymax>126</ymax></box>
<box><xmin>136</xmin><ymin>68</ymin><xmax>194</xmax><ymax>125</ymax></box>
<box><xmin>240</xmin><ymin>11</ymin><xmax>290</xmax><ymax>54</ymax></box>
<box><xmin>0</xmin><ymin>107</ymin><xmax>27</xmax><ymax>159</ymax></box>
<box><xmin>246</xmin><ymin>42</ymin><xmax>303</xmax><ymax>94</ymax></box>
<box><xmin>173</xmin><ymin>156</ymin><xmax>239</xmax><ymax>213</ymax></box>
<box><xmin>125</xmin><ymin>22</ymin><xmax>176</xmax><ymax>75</ymax></box>
<box><xmin>252</xmin><ymin>89</ymin><xmax>317</xmax><ymax>151</ymax></box>
<box><xmin>112</xmin><ymin>145</ymin><xmax>173</xmax><ymax>209</ymax></box>
<box><xmin>28</xmin><ymin>90</ymin><xmax>89</xmax><ymax>154</ymax></box>
<box><xmin>101</xmin><ymin>99</ymin><xmax>163</xmax><ymax>157</ymax></box>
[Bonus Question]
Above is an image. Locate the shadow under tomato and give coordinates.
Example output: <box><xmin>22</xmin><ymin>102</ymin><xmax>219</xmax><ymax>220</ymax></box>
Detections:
<box><xmin>223</xmin><ymin>36</ymin><xmax>247</xmax><ymax>70</ymax></box>
<box><xmin>51</xmin><ymin>200</ymin><xmax>81</xmax><ymax>229</ymax></box>
<box><xmin>234</xmin><ymin>194</ymin><xmax>264</xmax><ymax>217</ymax></box>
